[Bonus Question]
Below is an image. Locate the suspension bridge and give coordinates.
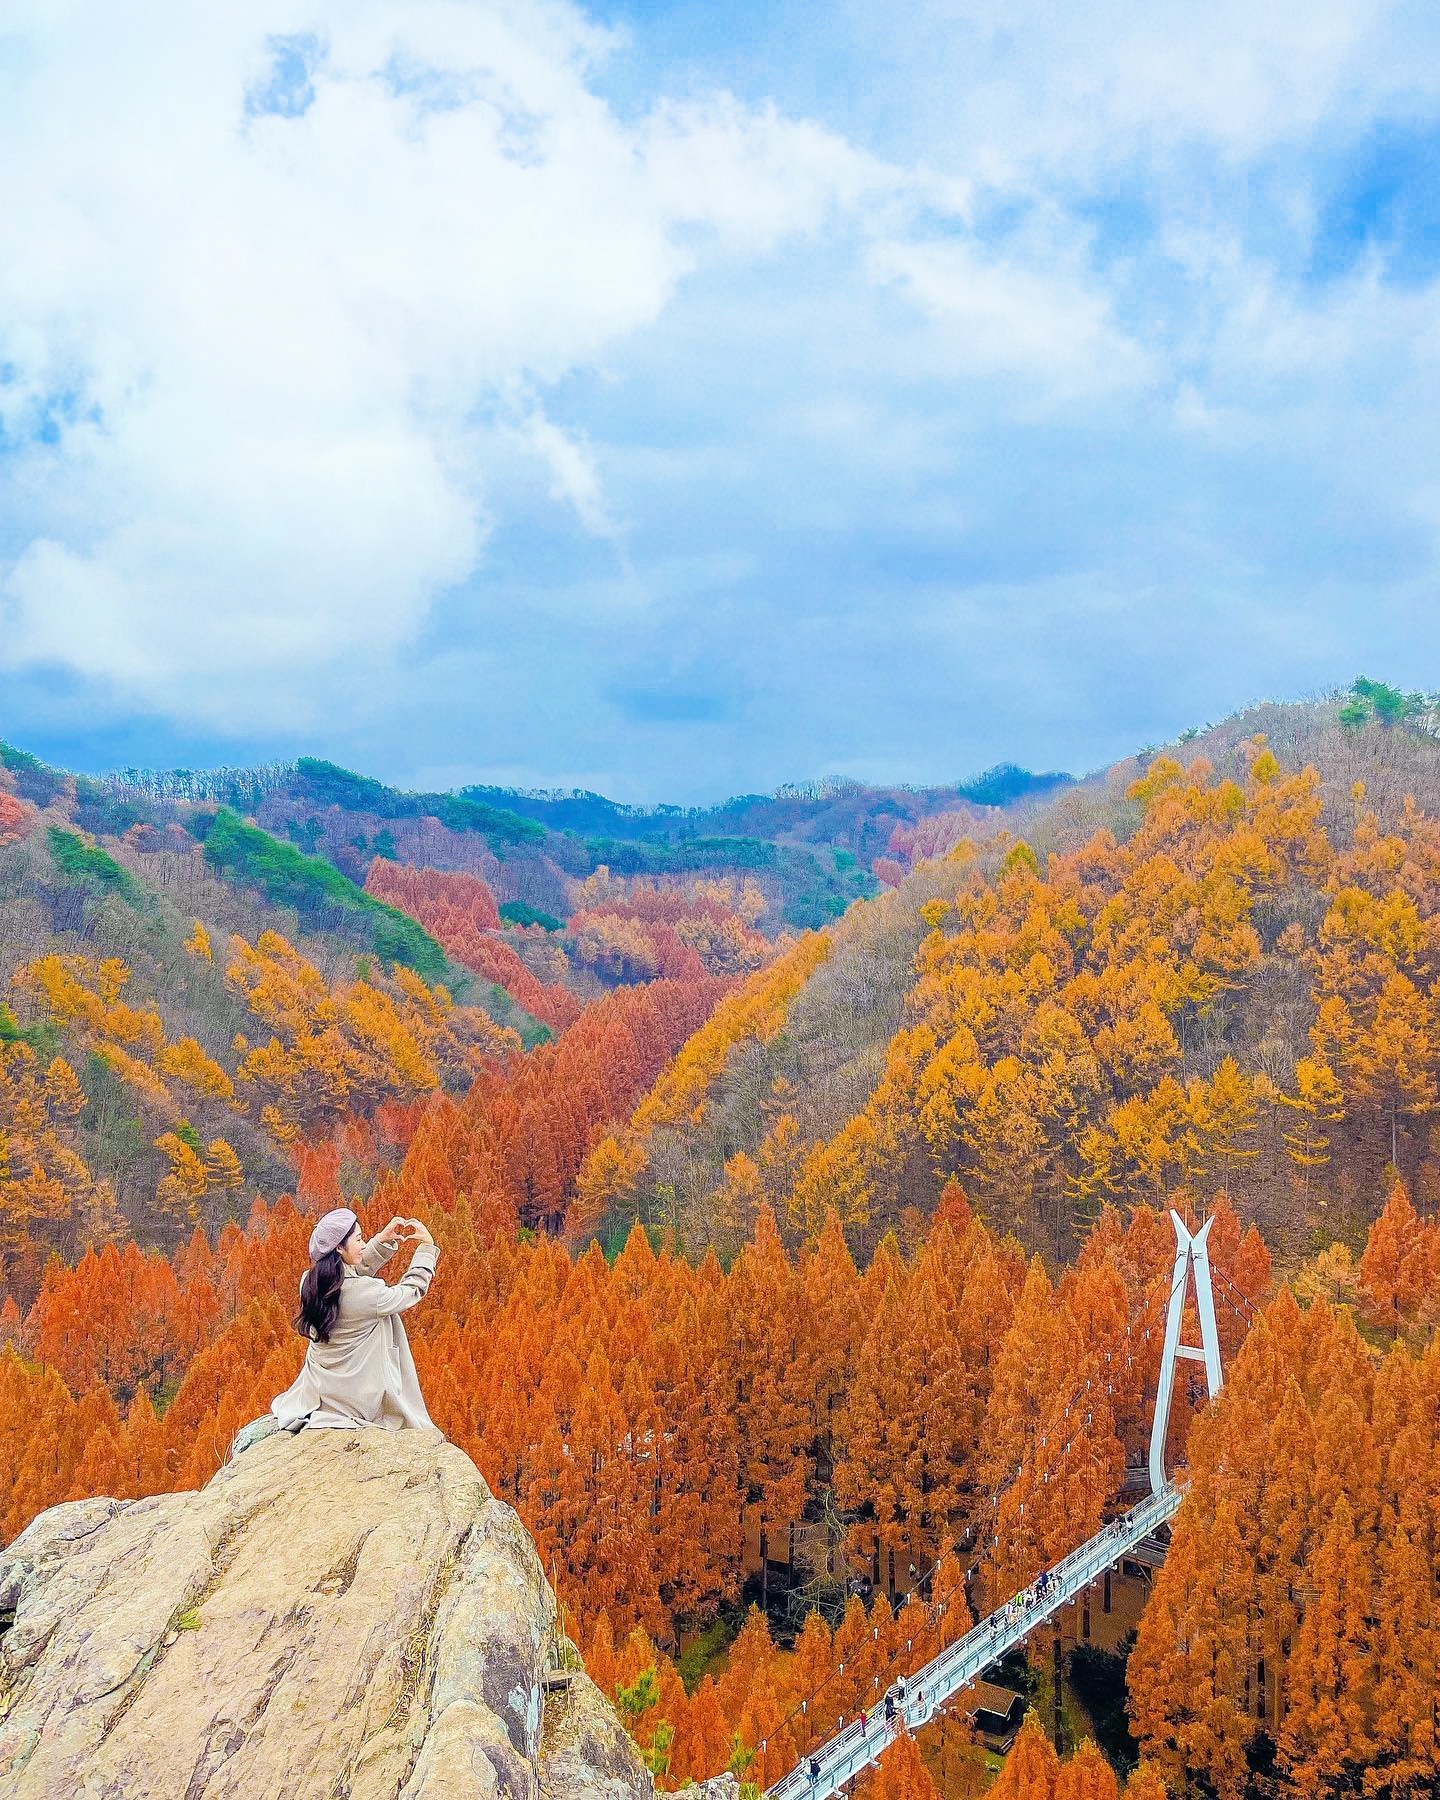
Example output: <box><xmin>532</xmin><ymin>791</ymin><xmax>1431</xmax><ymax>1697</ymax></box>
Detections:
<box><xmin>762</xmin><ymin>1209</ymin><xmax>1248</xmax><ymax>1800</ymax></box>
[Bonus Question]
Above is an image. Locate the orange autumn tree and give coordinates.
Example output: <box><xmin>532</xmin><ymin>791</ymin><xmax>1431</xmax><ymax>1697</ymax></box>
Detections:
<box><xmin>569</xmin><ymin>889</ymin><xmax>771</xmax><ymax>986</ymax></box>
<box><xmin>0</xmin><ymin>1175</ymin><xmax>1215</xmax><ymax>1660</ymax></box>
<box><xmin>597</xmin><ymin>740</ymin><xmax>1440</xmax><ymax>1269</ymax></box>
<box><xmin>1358</xmin><ymin>1182</ymin><xmax>1439</xmax><ymax>1336</ymax></box>
<box><xmin>1129</xmin><ymin>1294</ymin><xmax>1439</xmax><ymax>1799</ymax></box>
<box><xmin>0</xmin><ymin>791</ymin><xmax>35</xmax><ymax>845</ymax></box>
<box><xmin>860</xmin><ymin>1728</ymin><xmax>942</xmax><ymax>1800</ymax></box>
<box><xmin>391</xmin><ymin>976</ymin><xmax>729</xmax><ymax>1234</ymax></box>
<box><xmin>988</xmin><ymin>1713</ymin><xmax>1061</xmax><ymax>1800</ymax></box>
<box><xmin>834</xmin><ymin>1214</ymin><xmax>1016</xmax><ymax>1575</ymax></box>
<box><xmin>0</xmin><ymin>1040</ymin><xmax>124</xmax><ymax>1294</ymax></box>
<box><xmin>5</xmin><ymin>1151</ymin><xmax>1429</xmax><ymax>1800</ymax></box>
<box><xmin>725</xmin><ymin>751</ymin><xmax>1332</xmax><ymax>1246</ymax></box>
<box><xmin>364</xmin><ymin>861</ymin><xmax>583</xmax><ymax>1033</ymax></box>
<box><xmin>226</xmin><ymin>929</ymin><xmax>519</xmax><ymax>1141</ymax></box>
<box><xmin>1054</xmin><ymin>1741</ymin><xmax>1120</xmax><ymax>1800</ymax></box>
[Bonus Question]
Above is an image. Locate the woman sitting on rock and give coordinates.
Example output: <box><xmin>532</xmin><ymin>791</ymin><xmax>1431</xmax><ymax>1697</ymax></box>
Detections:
<box><xmin>267</xmin><ymin>1207</ymin><xmax>441</xmax><ymax>1435</ymax></box>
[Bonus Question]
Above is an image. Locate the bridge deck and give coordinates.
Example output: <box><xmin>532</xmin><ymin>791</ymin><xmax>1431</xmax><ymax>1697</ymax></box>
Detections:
<box><xmin>764</xmin><ymin>1484</ymin><xmax>1182</xmax><ymax>1800</ymax></box>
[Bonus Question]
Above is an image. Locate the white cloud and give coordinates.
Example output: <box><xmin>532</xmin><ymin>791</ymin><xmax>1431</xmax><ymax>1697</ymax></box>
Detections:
<box><xmin>5</xmin><ymin>0</ymin><xmax>1440</xmax><ymax>771</ymax></box>
<box><xmin>877</xmin><ymin>0</ymin><xmax>1438</xmax><ymax>177</ymax></box>
<box><xmin>643</xmin><ymin>94</ymin><xmax>905</xmax><ymax>250</ymax></box>
<box><xmin>0</xmin><ymin>0</ymin><xmax>902</xmax><ymax>725</ymax></box>
<box><xmin>867</xmin><ymin>235</ymin><xmax>1153</xmax><ymax>399</ymax></box>
<box><xmin>513</xmin><ymin>402</ymin><xmax>618</xmax><ymax>541</ymax></box>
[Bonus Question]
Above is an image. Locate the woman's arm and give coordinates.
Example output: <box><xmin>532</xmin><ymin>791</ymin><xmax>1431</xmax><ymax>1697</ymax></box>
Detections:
<box><xmin>344</xmin><ymin>1244</ymin><xmax>440</xmax><ymax>1319</ymax></box>
<box><xmin>356</xmin><ymin>1224</ymin><xmax>408</xmax><ymax>1281</ymax></box>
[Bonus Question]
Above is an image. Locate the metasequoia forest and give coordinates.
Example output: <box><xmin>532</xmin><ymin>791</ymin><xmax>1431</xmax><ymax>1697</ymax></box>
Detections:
<box><xmin>1</xmin><ymin>685</ymin><xmax>1439</xmax><ymax>1800</ymax></box>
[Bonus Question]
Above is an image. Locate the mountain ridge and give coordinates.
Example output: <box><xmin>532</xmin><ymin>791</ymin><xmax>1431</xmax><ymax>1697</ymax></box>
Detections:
<box><xmin>577</xmin><ymin>684</ymin><xmax>1440</xmax><ymax>1267</ymax></box>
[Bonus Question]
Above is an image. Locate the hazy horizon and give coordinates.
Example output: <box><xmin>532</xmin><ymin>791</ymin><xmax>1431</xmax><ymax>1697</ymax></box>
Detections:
<box><xmin>4</xmin><ymin>677</ymin><xmax>1363</xmax><ymax>811</ymax></box>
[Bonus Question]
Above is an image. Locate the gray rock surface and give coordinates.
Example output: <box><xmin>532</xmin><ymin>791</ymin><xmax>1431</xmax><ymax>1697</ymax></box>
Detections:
<box><xmin>0</xmin><ymin>1427</ymin><xmax>657</xmax><ymax>1800</ymax></box>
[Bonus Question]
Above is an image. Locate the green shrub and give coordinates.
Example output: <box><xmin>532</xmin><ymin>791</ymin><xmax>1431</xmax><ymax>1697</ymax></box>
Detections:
<box><xmin>957</xmin><ymin>763</ymin><xmax>1072</xmax><ymax>808</ymax></box>
<box><xmin>46</xmin><ymin>828</ymin><xmax>143</xmax><ymax>907</ymax></box>
<box><xmin>72</xmin><ymin>777</ymin><xmax>151</xmax><ymax>839</ymax></box>
<box><xmin>294</xmin><ymin>758</ymin><xmax>393</xmax><ymax>812</ymax></box>
<box><xmin>284</xmin><ymin>816</ymin><xmax>325</xmax><ymax>856</ymax></box>
<box><xmin>0</xmin><ymin>1006</ymin><xmax>57</xmax><ymax>1057</ymax></box>
<box><xmin>1341</xmin><ymin>676</ymin><xmax>1431</xmax><ymax>732</ymax></box>
<box><xmin>675</xmin><ymin>1615</ymin><xmax>738</xmax><ymax>1692</ymax></box>
<box><xmin>782</xmin><ymin>891</ymin><xmax>848</xmax><ymax>930</ymax></box>
<box><xmin>202</xmin><ymin>809</ymin><xmax>447</xmax><ymax>979</ymax></box>
<box><xmin>499</xmin><ymin>900</ymin><xmax>563</xmax><ymax>931</ymax></box>
<box><xmin>433</xmin><ymin>795</ymin><xmax>545</xmax><ymax>844</ymax></box>
<box><xmin>292</xmin><ymin>758</ymin><xmax>544</xmax><ymax>846</ymax></box>
<box><xmin>0</xmin><ymin>741</ymin><xmax>66</xmax><ymax>808</ymax></box>
<box><xmin>584</xmin><ymin>836</ymin><xmax>777</xmax><ymax>875</ymax></box>
<box><xmin>371</xmin><ymin>909</ymin><xmax>448</xmax><ymax>979</ymax></box>
<box><xmin>614</xmin><ymin>1667</ymin><xmax>660</xmax><ymax>1722</ymax></box>
<box><xmin>0</xmin><ymin>741</ymin><xmax>45</xmax><ymax>777</ymax></box>
<box><xmin>1068</xmin><ymin>1637</ymin><xmax>1138</xmax><ymax>1771</ymax></box>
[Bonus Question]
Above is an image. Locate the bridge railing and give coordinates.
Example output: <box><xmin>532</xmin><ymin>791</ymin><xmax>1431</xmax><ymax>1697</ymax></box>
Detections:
<box><xmin>764</xmin><ymin>1484</ymin><xmax>1183</xmax><ymax>1800</ymax></box>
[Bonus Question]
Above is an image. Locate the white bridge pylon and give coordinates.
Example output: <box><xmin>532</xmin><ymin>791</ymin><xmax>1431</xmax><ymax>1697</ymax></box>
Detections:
<box><xmin>1149</xmin><ymin>1208</ymin><xmax>1223</xmax><ymax>1498</ymax></box>
<box><xmin>764</xmin><ymin>1209</ymin><xmax>1227</xmax><ymax>1800</ymax></box>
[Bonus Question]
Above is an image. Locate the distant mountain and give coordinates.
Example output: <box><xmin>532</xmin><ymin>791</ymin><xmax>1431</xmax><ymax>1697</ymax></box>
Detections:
<box><xmin>458</xmin><ymin>761</ymin><xmax>1073</xmax><ymax>855</ymax></box>
<box><xmin>583</xmin><ymin>684</ymin><xmax>1440</xmax><ymax>1269</ymax></box>
<box><xmin>47</xmin><ymin>753</ymin><xmax>1075</xmax><ymax>931</ymax></box>
<box><xmin>0</xmin><ymin>736</ymin><xmax>1067</xmax><ymax>1280</ymax></box>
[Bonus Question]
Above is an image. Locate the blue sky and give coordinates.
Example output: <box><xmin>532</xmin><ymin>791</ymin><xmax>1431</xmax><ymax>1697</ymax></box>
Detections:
<box><xmin>3</xmin><ymin>0</ymin><xmax>1440</xmax><ymax>803</ymax></box>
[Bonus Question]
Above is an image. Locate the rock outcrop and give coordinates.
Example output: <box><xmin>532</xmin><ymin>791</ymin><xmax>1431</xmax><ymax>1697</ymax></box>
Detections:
<box><xmin>0</xmin><ymin>1428</ymin><xmax>732</xmax><ymax>1800</ymax></box>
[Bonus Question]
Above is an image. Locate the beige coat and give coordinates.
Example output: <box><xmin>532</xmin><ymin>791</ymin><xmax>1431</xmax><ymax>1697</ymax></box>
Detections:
<box><xmin>269</xmin><ymin>1234</ymin><xmax>441</xmax><ymax>1431</ymax></box>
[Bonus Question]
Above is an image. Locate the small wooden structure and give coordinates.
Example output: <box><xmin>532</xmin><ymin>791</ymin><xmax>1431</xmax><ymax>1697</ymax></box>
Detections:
<box><xmin>962</xmin><ymin>1680</ymin><xmax>1025</xmax><ymax>1752</ymax></box>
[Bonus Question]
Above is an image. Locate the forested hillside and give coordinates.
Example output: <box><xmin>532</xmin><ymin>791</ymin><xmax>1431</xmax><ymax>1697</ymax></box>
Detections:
<box><xmin>457</xmin><ymin>762</ymin><xmax>1070</xmax><ymax>862</ymax></box>
<box><xmin>88</xmin><ymin>753</ymin><xmax>893</xmax><ymax>929</ymax></box>
<box><xmin>589</xmin><ymin>691</ymin><xmax>1440</xmax><ymax>1272</ymax></box>
<box><xmin>1</xmin><ymin>1177</ymin><xmax>1435</xmax><ymax>1798</ymax></box>
<box><xmin>1</xmin><ymin>688</ymin><xmax>1438</xmax><ymax>1800</ymax></box>
<box><xmin>0</xmin><ymin>735</ymin><xmax>1064</xmax><ymax>1292</ymax></box>
<box><xmin>0</xmin><ymin>742</ymin><xmax>774</xmax><ymax>1293</ymax></box>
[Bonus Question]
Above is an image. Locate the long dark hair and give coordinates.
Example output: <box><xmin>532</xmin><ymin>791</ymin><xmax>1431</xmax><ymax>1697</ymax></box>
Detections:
<box><xmin>296</xmin><ymin>1224</ymin><xmax>359</xmax><ymax>1343</ymax></box>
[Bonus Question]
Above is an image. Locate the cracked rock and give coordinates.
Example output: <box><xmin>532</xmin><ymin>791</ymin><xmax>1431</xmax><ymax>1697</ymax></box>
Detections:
<box><xmin>0</xmin><ymin>1429</ymin><xmax>656</xmax><ymax>1800</ymax></box>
